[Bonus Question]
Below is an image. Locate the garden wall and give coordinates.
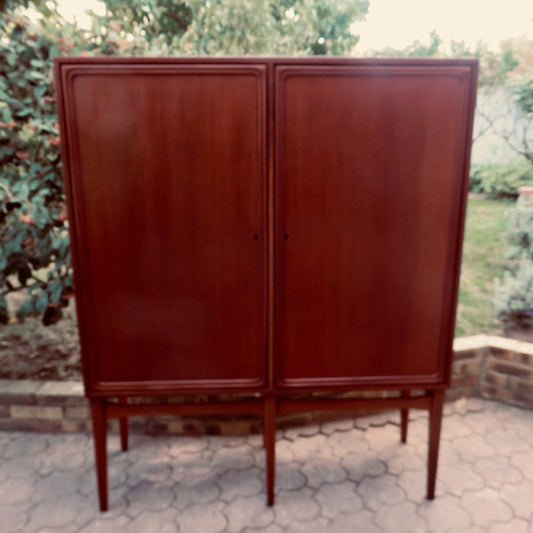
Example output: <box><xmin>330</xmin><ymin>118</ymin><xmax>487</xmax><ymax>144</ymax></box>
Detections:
<box><xmin>0</xmin><ymin>336</ymin><xmax>531</xmax><ymax>435</ymax></box>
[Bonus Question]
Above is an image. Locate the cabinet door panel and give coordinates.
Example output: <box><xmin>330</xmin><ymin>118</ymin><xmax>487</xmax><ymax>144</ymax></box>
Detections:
<box><xmin>60</xmin><ymin>65</ymin><xmax>266</xmax><ymax>392</ymax></box>
<box><xmin>275</xmin><ymin>65</ymin><xmax>475</xmax><ymax>388</ymax></box>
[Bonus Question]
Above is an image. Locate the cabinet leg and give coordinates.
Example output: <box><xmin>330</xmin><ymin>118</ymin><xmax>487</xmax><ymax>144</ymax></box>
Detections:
<box><xmin>427</xmin><ymin>390</ymin><xmax>444</xmax><ymax>500</ymax></box>
<box><xmin>263</xmin><ymin>396</ymin><xmax>276</xmax><ymax>506</ymax></box>
<box><xmin>90</xmin><ymin>399</ymin><xmax>108</xmax><ymax>512</ymax></box>
<box><xmin>119</xmin><ymin>418</ymin><xmax>128</xmax><ymax>452</ymax></box>
<box><xmin>400</xmin><ymin>389</ymin><xmax>410</xmax><ymax>444</ymax></box>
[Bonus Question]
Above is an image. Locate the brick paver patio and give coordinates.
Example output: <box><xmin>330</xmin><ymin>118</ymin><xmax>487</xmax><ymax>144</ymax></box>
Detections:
<box><xmin>0</xmin><ymin>398</ymin><xmax>531</xmax><ymax>532</ymax></box>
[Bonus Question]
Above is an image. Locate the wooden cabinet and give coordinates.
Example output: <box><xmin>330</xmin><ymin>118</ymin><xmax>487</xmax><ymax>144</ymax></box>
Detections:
<box><xmin>55</xmin><ymin>57</ymin><xmax>477</xmax><ymax>511</ymax></box>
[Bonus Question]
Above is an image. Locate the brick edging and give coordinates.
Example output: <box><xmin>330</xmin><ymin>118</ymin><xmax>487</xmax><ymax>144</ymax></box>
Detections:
<box><xmin>1</xmin><ymin>336</ymin><xmax>531</xmax><ymax>434</ymax></box>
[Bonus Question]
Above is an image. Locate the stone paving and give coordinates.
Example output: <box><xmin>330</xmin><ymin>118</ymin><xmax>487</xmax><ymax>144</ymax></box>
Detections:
<box><xmin>0</xmin><ymin>398</ymin><xmax>532</xmax><ymax>532</ymax></box>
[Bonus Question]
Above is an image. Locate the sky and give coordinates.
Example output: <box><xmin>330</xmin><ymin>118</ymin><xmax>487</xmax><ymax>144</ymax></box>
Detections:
<box><xmin>57</xmin><ymin>0</ymin><xmax>533</xmax><ymax>52</ymax></box>
<box><xmin>353</xmin><ymin>0</ymin><xmax>533</xmax><ymax>52</ymax></box>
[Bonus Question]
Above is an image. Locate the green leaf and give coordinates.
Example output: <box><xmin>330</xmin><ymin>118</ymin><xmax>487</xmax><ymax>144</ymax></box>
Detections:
<box><xmin>16</xmin><ymin>299</ymin><xmax>34</xmax><ymax>320</ymax></box>
<box><xmin>16</xmin><ymin>108</ymin><xmax>34</xmax><ymax>118</ymax></box>
<box><xmin>0</xmin><ymin>295</ymin><xmax>8</xmax><ymax>324</ymax></box>
<box><xmin>35</xmin><ymin>291</ymin><xmax>49</xmax><ymax>313</ymax></box>
<box><xmin>49</xmin><ymin>279</ymin><xmax>63</xmax><ymax>303</ymax></box>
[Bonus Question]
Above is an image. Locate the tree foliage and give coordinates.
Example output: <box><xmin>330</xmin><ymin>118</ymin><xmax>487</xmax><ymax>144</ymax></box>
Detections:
<box><xmin>99</xmin><ymin>0</ymin><xmax>368</xmax><ymax>55</ymax></box>
<box><xmin>0</xmin><ymin>0</ymin><xmax>368</xmax><ymax>325</ymax></box>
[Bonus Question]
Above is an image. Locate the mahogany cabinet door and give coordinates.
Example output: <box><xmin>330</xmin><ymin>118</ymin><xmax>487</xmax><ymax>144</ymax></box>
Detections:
<box><xmin>274</xmin><ymin>62</ymin><xmax>477</xmax><ymax>389</ymax></box>
<box><xmin>56</xmin><ymin>62</ymin><xmax>267</xmax><ymax>394</ymax></box>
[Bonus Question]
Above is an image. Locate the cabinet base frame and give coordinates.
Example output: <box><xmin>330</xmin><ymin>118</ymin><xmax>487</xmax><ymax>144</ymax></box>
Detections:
<box><xmin>89</xmin><ymin>389</ymin><xmax>444</xmax><ymax>511</ymax></box>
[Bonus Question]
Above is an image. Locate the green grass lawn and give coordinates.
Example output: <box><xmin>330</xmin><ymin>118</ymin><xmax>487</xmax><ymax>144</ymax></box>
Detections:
<box><xmin>455</xmin><ymin>196</ymin><xmax>513</xmax><ymax>337</ymax></box>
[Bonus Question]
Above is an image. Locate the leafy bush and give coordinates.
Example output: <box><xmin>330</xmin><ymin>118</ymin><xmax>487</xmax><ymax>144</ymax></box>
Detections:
<box><xmin>494</xmin><ymin>193</ymin><xmax>533</xmax><ymax>328</ymax></box>
<box><xmin>506</xmin><ymin>193</ymin><xmax>533</xmax><ymax>260</ymax></box>
<box><xmin>1</xmin><ymin>1</ymin><xmax>369</xmax><ymax>325</ymax></box>
<box><xmin>494</xmin><ymin>254</ymin><xmax>533</xmax><ymax>328</ymax></box>
<box><xmin>0</xmin><ymin>7</ymin><xmax>140</xmax><ymax>325</ymax></box>
<box><xmin>469</xmin><ymin>159</ymin><xmax>533</xmax><ymax>199</ymax></box>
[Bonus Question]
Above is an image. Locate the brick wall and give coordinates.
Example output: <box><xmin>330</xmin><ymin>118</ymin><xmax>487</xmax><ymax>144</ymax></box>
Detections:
<box><xmin>0</xmin><ymin>336</ymin><xmax>531</xmax><ymax>434</ymax></box>
<box><xmin>451</xmin><ymin>335</ymin><xmax>533</xmax><ymax>407</ymax></box>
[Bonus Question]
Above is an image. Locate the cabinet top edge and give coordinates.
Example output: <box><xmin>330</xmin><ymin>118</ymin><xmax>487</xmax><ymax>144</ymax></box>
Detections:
<box><xmin>54</xmin><ymin>56</ymin><xmax>478</xmax><ymax>69</ymax></box>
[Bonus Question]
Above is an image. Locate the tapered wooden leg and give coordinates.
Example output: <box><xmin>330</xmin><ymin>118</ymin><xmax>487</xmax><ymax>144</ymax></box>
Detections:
<box><xmin>427</xmin><ymin>390</ymin><xmax>444</xmax><ymax>500</ymax></box>
<box><xmin>90</xmin><ymin>399</ymin><xmax>108</xmax><ymax>512</ymax></box>
<box><xmin>400</xmin><ymin>389</ymin><xmax>410</xmax><ymax>443</ymax></box>
<box><xmin>263</xmin><ymin>395</ymin><xmax>276</xmax><ymax>506</ymax></box>
<box><xmin>119</xmin><ymin>418</ymin><xmax>128</xmax><ymax>452</ymax></box>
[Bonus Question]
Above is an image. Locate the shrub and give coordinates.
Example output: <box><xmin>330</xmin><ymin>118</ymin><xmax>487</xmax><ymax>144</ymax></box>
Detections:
<box><xmin>0</xmin><ymin>7</ymin><xmax>139</xmax><ymax>325</ymax></box>
<box><xmin>469</xmin><ymin>159</ymin><xmax>533</xmax><ymax>199</ymax></box>
<box><xmin>494</xmin><ymin>193</ymin><xmax>533</xmax><ymax>329</ymax></box>
<box><xmin>494</xmin><ymin>254</ymin><xmax>533</xmax><ymax>328</ymax></box>
<box><xmin>506</xmin><ymin>193</ymin><xmax>533</xmax><ymax>260</ymax></box>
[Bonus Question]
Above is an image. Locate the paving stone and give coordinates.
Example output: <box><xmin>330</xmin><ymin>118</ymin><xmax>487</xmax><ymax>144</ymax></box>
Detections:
<box><xmin>126</xmin><ymin>457</ymin><xmax>172</xmax><ymax>484</ymax></box>
<box><xmin>510</xmin><ymin>451</ymin><xmax>533</xmax><ymax>482</ymax></box>
<box><xmin>461</xmin><ymin>487</ymin><xmax>514</xmax><ymax>527</ymax></box>
<box><xmin>463</xmin><ymin>397</ymin><xmax>486</xmax><ymax>412</ymax></box>
<box><xmin>125</xmin><ymin>509</ymin><xmax>177</xmax><ymax>533</ymax></box>
<box><xmin>328</xmin><ymin>509</ymin><xmax>381</xmax><ymax>533</ymax></box>
<box><xmin>0</xmin><ymin>452</ymin><xmax>41</xmax><ymax>478</ymax></box>
<box><xmin>499</xmin><ymin>480</ymin><xmax>533</xmax><ymax>520</ymax></box>
<box><xmin>320</xmin><ymin>417</ymin><xmax>354</xmax><ymax>435</ymax></box>
<box><xmin>166</xmin><ymin>435</ymin><xmax>208</xmax><ymax>455</ymax></box>
<box><xmin>275</xmin><ymin>438</ymin><xmax>298</xmax><ymax>463</ymax></box>
<box><xmin>417</xmin><ymin>494</ymin><xmax>472</xmax><ymax>532</ymax></box>
<box><xmin>78</xmin><ymin>516</ymin><xmax>131</xmax><ymax>532</ymax></box>
<box><xmin>404</xmin><ymin>417</ymin><xmax>429</xmax><ymax>443</ymax></box>
<box><xmin>436</xmin><ymin>463</ymin><xmax>485</xmax><ymax>496</ymax></box>
<box><xmin>24</xmin><ymin>493</ymin><xmax>84</xmax><ymax>532</ymax></box>
<box><xmin>33</xmin><ymin>469</ymin><xmax>84</xmax><ymax>497</ymax></box>
<box><xmin>396</xmin><ymin>470</ymin><xmax>447</xmax><ymax>502</ymax></box>
<box><xmin>288</xmin><ymin>434</ymin><xmax>330</xmax><ymax>460</ymax></box>
<box><xmin>357</xmin><ymin>474</ymin><xmax>406</xmax><ymax>511</ymax></box>
<box><xmin>74</xmin><ymin>489</ymin><xmax>128</xmax><ymax>527</ymax></box>
<box><xmin>315</xmin><ymin>481</ymin><xmax>363</xmax><ymax>518</ymax></box>
<box><xmin>374</xmin><ymin>501</ymin><xmax>428</xmax><ymax>533</ymax></box>
<box><xmin>463</xmin><ymin>410</ymin><xmax>501</xmax><ymax>435</ymax></box>
<box><xmin>125</xmin><ymin>480</ymin><xmax>174</xmax><ymax>517</ymax></box>
<box><xmin>474</xmin><ymin>456</ymin><xmax>523</xmax><ymax>488</ymax></box>
<box><xmin>451</xmin><ymin>434</ymin><xmax>496</xmax><ymax>463</ymax></box>
<box><xmin>175</xmin><ymin>500</ymin><xmax>227</xmax><ymax>532</ymax></box>
<box><xmin>327</xmin><ymin>427</ymin><xmax>369</xmax><ymax>457</ymax></box>
<box><xmin>174</xmin><ymin>477</ymin><xmax>221</xmax><ymax>510</ymax></box>
<box><xmin>243</xmin><ymin>525</ymin><xmax>283</xmax><ymax>533</ymax></box>
<box><xmin>212</xmin><ymin>445</ymin><xmax>255</xmax><ymax>472</ymax></box>
<box><xmin>272</xmin><ymin>463</ymin><xmax>307</xmax><ymax>491</ymax></box>
<box><xmin>433</xmin><ymin>440</ymin><xmax>462</xmax><ymax>466</ymax></box>
<box><xmin>2</xmin><ymin>432</ymin><xmax>48</xmax><ymax>458</ymax></box>
<box><xmin>0</xmin><ymin>503</ymin><xmax>29</xmax><ymax>533</ymax></box>
<box><xmin>364</xmin><ymin>424</ymin><xmax>402</xmax><ymax>451</ymax></box>
<box><xmin>273</xmin><ymin>488</ymin><xmax>320</xmax><ymax>527</ymax></box>
<box><xmin>284</xmin><ymin>424</ymin><xmax>320</xmax><ymax>440</ymax></box>
<box><xmin>284</xmin><ymin>516</ymin><xmax>331</xmax><ymax>532</ymax></box>
<box><xmin>441</xmin><ymin>415</ymin><xmax>474</xmax><ymax>440</ymax></box>
<box><xmin>208</xmin><ymin>435</ymin><xmax>247</xmax><ymax>450</ymax></box>
<box><xmin>172</xmin><ymin>460</ymin><xmax>216</xmax><ymax>488</ymax></box>
<box><xmin>355</xmin><ymin>412</ymin><xmax>390</xmax><ymax>429</ymax></box>
<box><xmin>80</xmin><ymin>461</ymin><xmax>129</xmax><ymax>495</ymax></box>
<box><xmin>382</xmin><ymin>447</ymin><xmax>425</xmax><ymax>475</ymax></box>
<box><xmin>224</xmin><ymin>494</ymin><xmax>275</xmax><ymax>532</ymax></box>
<box><xmin>301</xmin><ymin>457</ymin><xmax>347</xmax><ymax>488</ymax></box>
<box><xmin>484</xmin><ymin>428</ymin><xmax>530</xmax><ymax>456</ymax></box>
<box><xmin>341</xmin><ymin>451</ymin><xmax>387</xmax><ymax>482</ymax></box>
<box><xmin>0</xmin><ymin>474</ymin><xmax>37</xmax><ymax>504</ymax></box>
<box><xmin>217</xmin><ymin>467</ymin><xmax>263</xmax><ymax>502</ymax></box>
<box><xmin>37</xmin><ymin>439</ymin><xmax>88</xmax><ymax>475</ymax></box>
<box><xmin>1</xmin><ymin>399</ymin><xmax>532</xmax><ymax>533</ymax></box>
<box><xmin>128</xmin><ymin>436</ymin><xmax>173</xmax><ymax>460</ymax></box>
<box><xmin>488</xmin><ymin>518</ymin><xmax>530</xmax><ymax>533</ymax></box>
